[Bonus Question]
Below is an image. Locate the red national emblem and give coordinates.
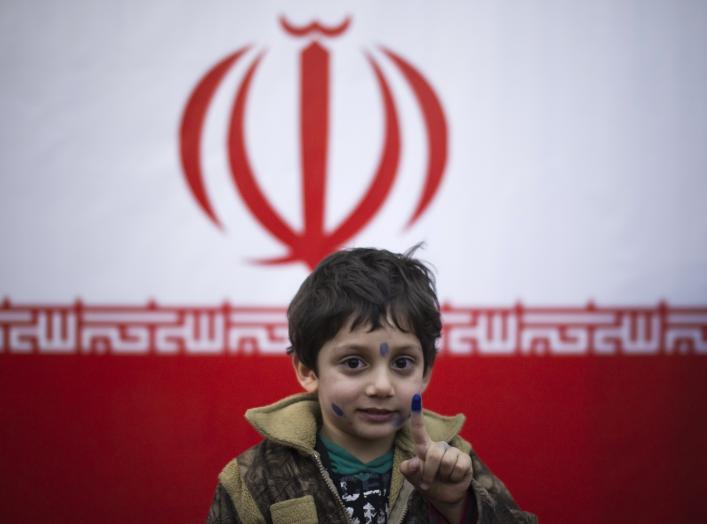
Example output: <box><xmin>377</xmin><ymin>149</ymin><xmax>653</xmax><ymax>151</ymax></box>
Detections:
<box><xmin>179</xmin><ymin>16</ymin><xmax>448</xmax><ymax>269</ymax></box>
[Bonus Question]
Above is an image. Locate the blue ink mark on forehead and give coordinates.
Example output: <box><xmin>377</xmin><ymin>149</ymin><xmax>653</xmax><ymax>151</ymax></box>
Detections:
<box><xmin>379</xmin><ymin>342</ymin><xmax>390</xmax><ymax>356</ymax></box>
<box><xmin>331</xmin><ymin>403</ymin><xmax>344</xmax><ymax>417</ymax></box>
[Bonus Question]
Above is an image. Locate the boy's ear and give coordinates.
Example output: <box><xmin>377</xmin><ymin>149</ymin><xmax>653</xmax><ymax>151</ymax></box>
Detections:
<box><xmin>292</xmin><ymin>355</ymin><xmax>319</xmax><ymax>393</ymax></box>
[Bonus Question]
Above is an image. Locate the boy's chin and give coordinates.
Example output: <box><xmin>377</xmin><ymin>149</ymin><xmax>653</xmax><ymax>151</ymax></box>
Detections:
<box><xmin>349</xmin><ymin>423</ymin><xmax>399</xmax><ymax>441</ymax></box>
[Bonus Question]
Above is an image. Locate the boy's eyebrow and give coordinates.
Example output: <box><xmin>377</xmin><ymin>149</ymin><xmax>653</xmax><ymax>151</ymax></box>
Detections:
<box><xmin>333</xmin><ymin>342</ymin><xmax>421</xmax><ymax>353</ymax></box>
<box><xmin>388</xmin><ymin>344</ymin><xmax>422</xmax><ymax>353</ymax></box>
<box><xmin>332</xmin><ymin>343</ymin><xmax>370</xmax><ymax>353</ymax></box>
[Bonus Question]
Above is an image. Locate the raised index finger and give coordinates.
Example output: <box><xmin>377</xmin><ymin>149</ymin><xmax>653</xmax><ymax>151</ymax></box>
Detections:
<box><xmin>410</xmin><ymin>393</ymin><xmax>431</xmax><ymax>458</ymax></box>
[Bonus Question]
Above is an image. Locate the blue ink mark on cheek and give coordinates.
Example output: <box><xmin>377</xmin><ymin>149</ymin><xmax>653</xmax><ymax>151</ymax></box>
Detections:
<box><xmin>379</xmin><ymin>342</ymin><xmax>390</xmax><ymax>357</ymax></box>
<box><xmin>331</xmin><ymin>403</ymin><xmax>344</xmax><ymax>417</ymax></box>
<box><xmin>411</xmin><ymin>393</ymin><xmax>422</xmax><ymax>413</ymax></box>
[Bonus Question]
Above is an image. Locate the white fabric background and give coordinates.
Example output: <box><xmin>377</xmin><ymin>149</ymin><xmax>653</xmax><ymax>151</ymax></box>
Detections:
<box><xmin>1</xmin><ymin>0</ymin><xmax>706</xmax><ymax>305</ymax></box>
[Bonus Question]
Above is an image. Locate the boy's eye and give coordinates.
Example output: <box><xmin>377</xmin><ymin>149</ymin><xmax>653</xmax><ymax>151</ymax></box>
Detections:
<box><xmin>392</xmin><ymin>356</ymin><xmax>415</xmax><ymax>370</ymax></box>
<box><xmin>341</xmin><ymin>357</ymin><xmax>366</xmax><ymax>369</ymax></box>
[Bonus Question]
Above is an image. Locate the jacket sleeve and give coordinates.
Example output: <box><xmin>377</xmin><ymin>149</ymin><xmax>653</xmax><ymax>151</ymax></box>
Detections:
<box><xmin>205</xmin><ymin>483</ymin><xmax>242</xmax><ymax>524</ymax></box>
<box><xmin>467</xmin><ymin>450</ymin><xmax>538</xmax><ymax>524</ymax></box>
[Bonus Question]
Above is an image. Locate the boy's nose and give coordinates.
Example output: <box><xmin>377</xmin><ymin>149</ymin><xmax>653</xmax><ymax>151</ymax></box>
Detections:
<box><xmin>365</xmin><ymin>368</ymin><xmax>394</xmax><ymax>397</ymax></box>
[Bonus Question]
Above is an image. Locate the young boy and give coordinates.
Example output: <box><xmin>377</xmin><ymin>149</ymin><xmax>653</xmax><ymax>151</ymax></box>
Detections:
<box><xmin>207</xmin><ymin>247</ymin><xmax>536</xmax><ymax>523</ymax></box>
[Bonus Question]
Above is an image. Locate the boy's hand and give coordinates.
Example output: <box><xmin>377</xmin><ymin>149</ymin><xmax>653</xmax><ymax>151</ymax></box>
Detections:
<box><xmin>399</xmin><ymin>393</ymin><xmax>474</xmax><ymax>522</ymax></box>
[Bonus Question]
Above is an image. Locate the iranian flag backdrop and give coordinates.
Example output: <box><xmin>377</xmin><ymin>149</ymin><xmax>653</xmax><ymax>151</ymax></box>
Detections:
<box><xmin>1</xmin><ymin>1</ymin><xmax>706</xmax><ymax>523</ymax></box>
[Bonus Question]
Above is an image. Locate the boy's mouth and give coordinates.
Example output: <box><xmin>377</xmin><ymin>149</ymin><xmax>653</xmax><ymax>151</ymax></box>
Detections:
<box><xmin>356</xmin><ymin>408</ymin><xmax>396</xmax><ymax>423</ymax></box>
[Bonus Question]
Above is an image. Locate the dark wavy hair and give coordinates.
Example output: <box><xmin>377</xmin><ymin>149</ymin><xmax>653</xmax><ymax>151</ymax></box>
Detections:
<box><xmin>287</xmin><ymin>245</ymin><xmax>441</xmax><ymax>373</ymax></box>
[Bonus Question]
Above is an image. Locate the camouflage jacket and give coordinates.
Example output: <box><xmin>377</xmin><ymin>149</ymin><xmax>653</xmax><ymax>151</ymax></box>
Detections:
<box><xmin>206</xmin><ymin>392</ymin><xmax>537</xmax><ymax>524</ymax></box>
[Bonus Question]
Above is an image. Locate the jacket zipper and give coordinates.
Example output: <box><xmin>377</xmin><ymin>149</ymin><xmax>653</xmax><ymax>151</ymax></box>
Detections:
<box><xmin>390</xmin><ymin>486</ymin><xmax>411</xmax><ymax>524</ymax></box>
<box><xmin>312</xmin><ymin>451</ymin><xmax>354</xmax><ymax>524</ymax></box>
<box><xmin>312</xmin><ymin>451</ymin><xmax>411</xmax><ymax>524</ymax></box>
<box><xmin>397</xmin><ymin>505</ymin><xmax>409</xmax><ymax>524</ymax></box>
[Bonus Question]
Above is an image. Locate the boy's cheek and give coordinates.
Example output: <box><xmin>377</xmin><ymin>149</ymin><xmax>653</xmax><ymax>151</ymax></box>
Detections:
<box><xmin>393</xmin><ymin>412</ymin><xmax>410</xmax><ymax>428</ymax></box>
<box><xmin>318</xmin><ymin>381</ymin><xmax>359</xmax><ymax>413</ymax></box>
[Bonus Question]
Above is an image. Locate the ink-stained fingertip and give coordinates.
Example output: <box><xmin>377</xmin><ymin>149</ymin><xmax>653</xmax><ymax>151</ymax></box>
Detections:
<box><xmin>411</xmin><ymin>392</ymin><xmax>422</xmax><ymax>413</ymax></box>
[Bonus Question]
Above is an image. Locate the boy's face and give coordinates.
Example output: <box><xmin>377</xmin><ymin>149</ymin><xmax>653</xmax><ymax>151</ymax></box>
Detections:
<box><xmin>295</xmin><ymin>316</ymin><xmax>430</xmax><ymax>461</ymax></box>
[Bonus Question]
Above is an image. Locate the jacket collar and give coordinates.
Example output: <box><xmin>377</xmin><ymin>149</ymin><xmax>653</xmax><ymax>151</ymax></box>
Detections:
<box><xmin>245</xmin><ymin>391</ymin><xmax>466</xmax><ymax>455</ymax></box>
<box><xmin>246</xmin><ymin>391</ymin><xmax>467</xmax><ymax>518</ymax></box>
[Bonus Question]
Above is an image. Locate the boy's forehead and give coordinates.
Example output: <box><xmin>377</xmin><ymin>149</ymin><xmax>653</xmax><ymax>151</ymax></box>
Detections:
<box><xmin>331</xmin><ymin>318</ymin><xmax>421</xmax><ymax>347</ymax></box>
